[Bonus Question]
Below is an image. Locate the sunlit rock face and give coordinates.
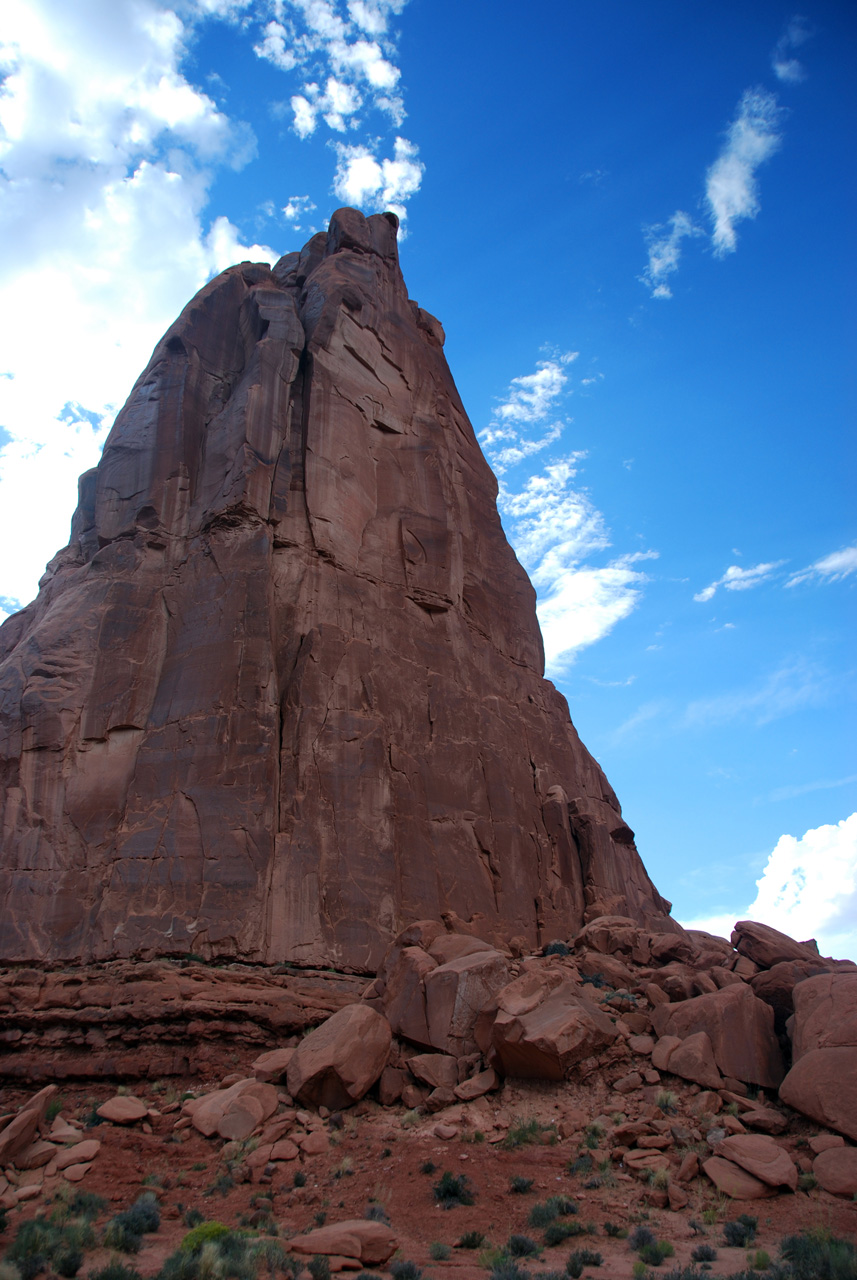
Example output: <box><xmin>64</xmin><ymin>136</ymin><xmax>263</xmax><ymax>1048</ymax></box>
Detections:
<box><xmin>0</xmin><ymin>207</ymin><xmax>676</xmax><ymax>970</ymax></box>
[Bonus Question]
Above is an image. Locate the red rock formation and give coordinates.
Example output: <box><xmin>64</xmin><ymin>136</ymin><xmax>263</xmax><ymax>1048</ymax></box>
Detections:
<box><xmin>0</xmin><ymin>207</ymin><xmax>675</xmax><ymax>970</ymax></box>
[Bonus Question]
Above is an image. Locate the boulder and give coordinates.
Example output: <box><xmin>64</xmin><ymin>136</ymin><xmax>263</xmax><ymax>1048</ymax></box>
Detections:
<box><xmin>407</xmin><ymin>1053</ymin><xmax>458</xmax><ymax>1090</ymax></box>
<box><xmin>251</xmin><ymin>1048</ymin><xmax>295</xmax><ymax>1083</ymax></box>
<box><xmin>0</xmin><ymin>1085</ymin><xmax>58</xmax><ymax>1165</ymax></box>
<box><xmin>454</xmin><ymin>1068</ymin><xmax>498</xmax><ymax>1100</ymax></box>
<box><xmin>651</xmin><ymin>982</ymin><xmax>784</xmax><ymax>1088</ymax></box>
<box><xmin>779</xmin><ymin>1047</ymin><xmax>857</xmax><ymax>1141</ymax></box>
<box><xmin>731</xmin><ymin>921</ymin><xmax>825</xmax><ymax>969</ymax></box>
<box><xmin>812</xmin><ymin>1147</ymin><xmax>857</xmax><ymax>1198</ymax></box>
<box><xmin>664</xmin><ymin>1031</ymin><xmax>722</xmax><ymax>1089</ymax></box>
<box><xmin>55</xmin><ymin>1140</ymin><xmax>101</xmax><ymax>1170</ymax></box>
<box><xmin>490</xmin><ymin>976</ymin><xmax>617</xmax><ymax>1080</ymax></box>
<box><xmin>287</xmin><ymin>1004</ymin><xmax>392</xmax><ymax>1108</ymax></box>
<box><xmin>750</xmin><ymin>960</ymin><xmax>831</xmax><ymax>1032</ymax></box>
<box><xmin>702</xmin><ymin>1155</ymin><xmax>779</xmax><ymax>1199</ymax></box>
<box><xmin>96</xmin><ymin>1095</ymin><xmax>148</xmax><ymax>1124</ymax></box>
<box><xmin>424</xmin><ymin>948</ymin><xmax>511</xmax><ymax>1054</ymax></box>
<box><xmin>379</xmin><ymin>946</ymin><xmax>437</xmax><ymax>1048</ymax></box>
<box><xmin>713</xmin><ymin>1133</ymin><xmax>797</xmax><ymax>1190</ymax></box>
<box><xmin>289</xmin><ymin>1220</ymin><xmax>397</xmax><ymax>1265</ymax></box>
<box><xmin>187</xmin><ymin>1079</ymin><xmax>279</xmax><ymax>1138</ymax></box>
<box><xmin>787</xmin><ymin>971</ymin><xmax>857</xmax><ymax>1061</ymax></box>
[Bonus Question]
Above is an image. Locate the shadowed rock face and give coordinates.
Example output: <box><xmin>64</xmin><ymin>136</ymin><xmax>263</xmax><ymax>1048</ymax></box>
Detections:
<box><xmin>0</xmin><ymin>207</ymin><xmax>676</xmax><ymax>969</ymax></box>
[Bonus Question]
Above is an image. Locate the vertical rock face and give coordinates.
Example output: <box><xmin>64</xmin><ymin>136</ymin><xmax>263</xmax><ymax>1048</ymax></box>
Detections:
<box><xmin>0</xmin><ymin>207</ymin><xmax>675</xmax><ymax>970</ymax></box>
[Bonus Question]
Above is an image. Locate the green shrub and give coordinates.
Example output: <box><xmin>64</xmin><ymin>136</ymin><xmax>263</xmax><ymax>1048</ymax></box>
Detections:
<box><xmin>603</xmin><ymin>1223</ymin><xmax>626</xmax><ymax>1239</ymax></box>
<box><xmin>180</xmin><ymin>1224</ymin><xmax>232</xmax><ymax>1254</ymax></box>
<box><xmin>307</xmin><ymin>1259</ymin><xmax>331</xmax><ymax>1280</ymax></box>
<box><xmin>433</xmin><ymin>1171</ymin><xmax>475</xmax><ymax>1209</ymax></box>
<box><xmin>363</xmin><ymin>1206</ymin><xmax>390</xmax><ymax>1225</ymax></box>
<box><xmin>103</xmin><ymin>1201</ymin><xmax>159</xmax><ymax>1258</ymax></box>
<box><xmin>88</xmin><ymin>1265</ymin><xmax>144</xmax><ymax>1280</ymax></box>
<box><xmin>566</xmin><ymin>1250</ymin><xmax>601</xmax><ymax>1275</ymax></box>
<box><xmin>389</xmin><ymin>1263</ymin><xmax>421</xmax><ymax>1280</ymax></box>
<box><xmin>509</xmin><ymin>1177</ymin><xmax>534</xmax><ymax>1195</ymax></box>
<box><xmin>419</xmin><ymin>1161</ymin><xmax>437</xmax><ymax>1175</ymax></box>
<box><xmin>183</xmin><ymin>1211</ymin><xmax>205</xmax><ymax>1229</ymax></box>
<box><xmin>428</xmin><ymin>1243</ymin><xmax>450</xmax><ymax>1261</ymax></box>
<box><xmin>543</xmin><ymin>942</ymin><xmax>570</xmax><ymax>957</ymax></box>
<box><xmin>566</xmin><ymin>1154</ymin><xmax>593</xmax><ymax>1178</ymax></box>
<box><xmin>456</xmin><ymin>1232</ymin><xmax>484</xmax><ymax>1250</ymax></box>
<box><xmin>507</xmin><ymin>1236</ymin><xmax>538</xmax><ymax>1258</ymax></box>
<box><xmin>723</xmin><ymin>1215</ymin><xmax>757</xmax><ymax>1248</ymax></box>
<box><xmin>628</xmin><ymin>1226</ymin><xmax>656</xmax><ymax>1252</ymax></box>
<box><xmin>780</xmin><ymin>1228</ymin><xmax>857</xmax><ymax>1280</ymax></box>
<box><xmin>543</xmin><ymin>1223</ymin><xmax>583</xmax><ymax>1247</ymax></box>
<box><xmin>502</xmin><ymin>1117</ymin><xmax>551</xmax><ymax>1149</ymax></box>
<box><xmin>690</xmin><ymin>1244</ymin><xmax>717</xmax><ymax>1262</ymax></box>
<box><xmin>528</xmin><ymin>1197</ymin><xmax>576</xmax><ymax>1229</ymax></box>
<box><xmin>487</xmin><ymin>1261</ymin><xmax>529</xmax><ymax>1280</ymax></box>
<box><xmin>6</xmin><ymin>1219</ymin><xmax>95</xmax><ymax>1280</ymax></box>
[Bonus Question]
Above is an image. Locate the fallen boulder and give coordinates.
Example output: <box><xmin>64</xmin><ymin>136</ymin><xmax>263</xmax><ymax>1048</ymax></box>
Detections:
<box><xmin>713</xmin><ymin>1133</ymin><xmax>797</xmax><ymax>1191</ymax></box>
<box><xmin>289</xmin><ymin>1219</ymin><xmax>397</xmax><ymax>1265</ymax></box>
<box><xmin>490</xmin><ymin>975</ymin><xmax>617</xmax><ymax>1079</ymax></box>
<box><xmin>287</xmin><ymin>1004</ymin><xmax>392</xmax><ymax>1108</ymax></box>
<box><xmin>651</xmin><ymin>982</ymin><xmax>783</xmax><ymax>1088</ymax></box>
<box><xmin>812</xmin><ymin>1146</ymin><xmax>857</xmax><ymax>1198</ymax></box>
<box><xmin>779</xmin><ymin>1047</ymin><xmax>857</xmax><ymax>1141</ymax></box>
<box><xmin>703</xmin><ymin>1155</ymin><xmax>779</xmax><ymax>1199</ymax></box>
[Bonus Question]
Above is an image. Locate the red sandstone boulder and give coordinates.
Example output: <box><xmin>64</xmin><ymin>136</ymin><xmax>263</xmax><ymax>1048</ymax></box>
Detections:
<box><xmin>714</xmin><ymin>1133</ymin><xmax>797</xmax><ymax>1190</ymax></box>
<box><xmin>407</xmin><ymin>1053</ymin><xmax>458</xmax><ymax>1090</ymax></box>
<box><xmin>731</xmin><ymin>921</ymin><xmax>824</xmax><ymax>969</ymax></box>
<box><xmin>490</xmin><ymin>975</ymin><xmax>617</xmax><ymax>1079</ymax></box>
<box><xmin>664</xmin><ymin>1031</ymin><xmax>722</xmax><ymax>1089</ymax></box>
<box><xmin>289</xmin><ymin>1220</ymin><xmax>397</xmax><ymax>1265</ymax></box>
<box><xmin>0</xmin><ymin>1085</ymin><xmax>57</xmax><ymax>1164</ymax></box>
<box><xmin>651</xmin><ymin>982</ymin><xmax>783</xmax><ymax>1087</ymax></box>
<box><xmin>812</xmin><ymin>1146</ymin><xmax>857</xmax><ymax>1198</ymax></box>
<box><xmin>378</xmin><ymin>945</ymin><xmax>437</xmax><ymax>1048</ymax></box>
<box><xmin>779</xmin><ymin>1048</ymin><xmax>857</xmax><ymax>1141</ymax></box>
<box><xmin>750</xmin><ymin>960</ymin><xmax>831</xmax><ymax>1027</ymax></box>
<box><xmin>702</xmin><ymin>1155</ymin><xmax>779</xmax><ymax>1199</ymax></box>
<box><xmin>287</xmin><ymin>1004</ymin><xmax>392</xmax><ymax>1108</ymax></box>
<box><xmin>787</xmin><ymin>970</ymin><xmax>857</xmax><ymax>1061</ymax></box>
<box><xmin>424</xmin><ymin>948</ymin><xmax>510</xmax><ymax>1055</ymax></box>
<box><xmin>96</xmin><ymin>1095</ymin><xmax>148</xmax><ymax>1124</ymax></box>
<box><xmin>186</xmin><ymin>1079</ymin><xmax>278</xmax><ymax>1138</ymax></box>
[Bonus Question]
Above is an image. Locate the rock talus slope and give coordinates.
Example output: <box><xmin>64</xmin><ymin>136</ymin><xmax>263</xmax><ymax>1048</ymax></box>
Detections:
<box><xmin>0</xmin><ymin>207</ymin><xmax>675</xmax><ymax>969</ymax></box>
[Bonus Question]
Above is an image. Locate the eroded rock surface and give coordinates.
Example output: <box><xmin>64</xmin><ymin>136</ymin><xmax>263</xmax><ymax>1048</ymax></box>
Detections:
<box><xmin>0</xmin><ymin>207</ymin><xmax>674</xmax><ymax>970</ymax></box>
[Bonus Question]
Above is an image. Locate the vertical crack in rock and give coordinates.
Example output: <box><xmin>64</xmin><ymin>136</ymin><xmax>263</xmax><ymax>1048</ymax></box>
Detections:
<box><xmin>0</xmin><ymin>206</ymin><xmax>679</xmax><ymax>970</ymax></box>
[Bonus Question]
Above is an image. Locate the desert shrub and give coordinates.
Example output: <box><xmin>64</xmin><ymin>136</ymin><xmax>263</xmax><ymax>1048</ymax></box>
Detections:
<box><xmin>507</xmin><ymin>1236</ymin><xmax>538</xmax><ymax>1258</ymax></box>
<box><xmin>566</xmin><ymin>1250</ymin><xmax>601</xmax><ymax>1275</ymax></box>
<box><xmin>364</xmin><ymin>1205</ymin><xmax>390</xmax><ymax>1225</ymax></box>
<box><xmin>723</xmin><ymin>1215</ymin><xmax>757</xmax><ymax>1248</ymax></box>
<box><xmin>543</xmin><ymin>1223</ymin><xmax>583</xmax><ymax>1247</ymax></box>
<box><xmin>7</xmin><ymin>1218</ymin><xmax>95</xmax><ymax>1279</ymax></box>
<box><xmin>180</xmin><ymin>1224</ymin><xmax>232</xmax><ymax>1254</ymax></box>
<box><xmin>389</xmin><ymin>1263</ymin><xmax>422</xmax><ymax>1280</ymax></box>
<box><xmin>509</xmin><ymin>1177</ymin><xmax>534</xmax><ymax>1195</ymax></box>
<box><xmin>580</xmin><ymin>973</ymin><xmax>607</xmax><ymax>989</ymax></box>
<box><xmin>487</xmin><ymin>1261</ymin><xmax>529</xmax><ymax>1280</ymax></box>
<box><xmin>779</xmin><ymin>1228</ymin><xmax>857</xmax><ymax>1280</ymax></box>
<box><xmin>603</xmin><ymin>1223</ymin><xmax>627</xmax><ymax>1239</ymax></box>
<box><xmin>502</xmin><ymin>1117</ymin><xmax>554</xmax><ymax>1149</ymax></box>
<box><xmin>638</xmin><ymin>1240</ymin><xmax>674</xmax><ymax>1266</ymax></box>
<box><xmin>293</xmin><ymin>1172</ymin><xmax>306</xmax><ymax>1188</ymax></box>
<box><xmin>690</xmin><ymin>1243</ymin><xmax>717</xmax><ymax>1262</ymax></box>
<box><xmin>62</xmin><ymin>1192</ymin><xmax>107</xmax><ymax>1221</ymax></box>
<box><xmin>797</xmin><ymin>1171</ymin><xmax>818</xmax><ymax>1191</ymax></box>
<box><xmin>456</xmin><ymin>1232</ymin><xmax>484</xmax><ymax>1250</ymax></box>
<box><xmin>419</xmin><ymin>1161</ymin><xmax>437</xmax><ymax>1175</ymax></box>
<box><xmin>543</xmin><ymin>942</ymin><xmax>570</xmax><ymax>957</ymax></box>
<box><xmin>428</xmin><ymin>1243</ymin><xmax>450</xmax><ymax>1261</ymax></box>
<box><xmin>628</xmin><ymin>1226</ymin><xmax>656</xmax><ymax>1252</ymax></box>
<box><xmin>655</xmin><ymin>1090</ymin><xmax>677</xmax><ymax>1115</ymax></box>
<box><xmin>583</xmin><ymin>1123</ymin><xmax>604</xmax><ymax>1150</ymax></box>
<box><xmin>307</xmin><ymin>1260</ymin><xmax>331</xmax><ymax>1280</ymax></box>
<box><xmin>88</xmin><ymin>1265</ymin><xmax>144</xmax><ymax>1280</ymax></box>
<box><xmin>433</xmin><ymin>1171</ymin><xmax>475</xmax><ymax>1208</ymax></box>
<box><xmin>566</xmin><ymin>1154</ymin><xmax>593</xmax><ymax>1178</ymax></box>
<box><xmin>528</xmin><ymin>1197</ymin><xmax>576</xmax><ymax>1229</ymax></box>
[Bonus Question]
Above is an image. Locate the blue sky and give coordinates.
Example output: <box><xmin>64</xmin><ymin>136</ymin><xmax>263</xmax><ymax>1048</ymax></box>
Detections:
<box><xmin>1</xmin><ymin>0</ymin><xmax>855</xmax><ymax>956</ymax></box>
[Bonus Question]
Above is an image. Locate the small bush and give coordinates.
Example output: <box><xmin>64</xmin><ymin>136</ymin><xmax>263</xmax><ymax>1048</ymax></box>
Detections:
<box><xmin>780</xmin><ymin>1228</ymin><xmax>857</xmax><ymax>1280</ymax></box>
<box><xmin>528</xmin><ymin>1197</ymin><xmax>576</xmax><ymax>1229</ymax></box>
<box><xmin>628</xmin><ymin>1226</ymin><xmax>656</xmax><ymax>1252</ymax></box>
<box><xmin>603</xmin><ymin>1223</ymin><xmax>627</xmax><ymax>1239</ymax></box>
<box><xmin>509</xmin><ymin>1177</ymin><xmax>534</xmax><ymax>1195</ymax></box>
<box><xmin>419</xmin><ymin>1161</ymin><xmax>437</xmax><ymax>1176</ymax></box>
<box><xmin>749</xmin><ymin>1249</ymin><xmax>771</xmax><ymax>1270</ymax></box>
<box><xmin>543</xmin><ymin>941</ymin><xmax>570</xmax><ymax>957</ymax></box>
<box><xmin>690</xmin><ymin>1244</ymin><xmax>717</xmax><ymax>1262</ymax></box>
<box><xmin>655</xmin><ymin>1090</ymin><xmax>677</xmax><ymax>1115</ymax></box>
<box><xmin>797</xmin><ymin>1171</ymin><xmax>818</xmax><ymax>1191</ymax></box>
<box><xmin>389</xmin><ymin>1263</ymin><xmax>422</xmax><ymax>1280</ymax></box>
<box><xmin>543</xmin><ymin>1223</ymin><xmax>583</xmax><ymax>1247</ymax></box>
<box><xmin>566</xmin><ymin>1154</ymin><xmax>593</xmax><ymax>1178</ymax></box>
<box><xmin>428</xmin><ymin>1243</ymin><xmax>450</xmax><ymax>1261</ymax></box>
<box><xmin>293</xmin><ymin>1172</ymin><xmax>306</xmax><ymax>1188</ymax></box>
<box><xmin>364</xmin><ymin>1206</ymin><xmax>390</xmax><ymax>1225</ymax></box>
<box><xmin>638</xmin><ymin>1241</ymin><xmax>671</xmax><ymax>1266</ymax></box>
<box><xmin>566</xmin><ymin>1250</ymin><xmax>601</xmax><ymax>1276</ymax></box>
<box><xmin>180</xmin><ymin>1223</ymin><xmax>232</xmax><ymax>1253</ymax></box>
<box><xmin>503</xmin><ymin>1117</ymin><xmax>554</xmax><ymax>1149</ymax></box>
<box><xmin>723</xmin><ymin>1215</ymin><xmax>757</xmax><ymax>1248</ymax></box>
<box><xmin>456</xmin><ymin>1232</ymin><xmax>484</xmax><ymax>1250</ymax></box>
<box><xmin>183</xmin><ymin>1210</ymin><xmax>205</xmax><ymax>1229</ymax></box>
<box><xmin>487</xmin><ymin>1261</ymin><xmax>529</xmax><ymax>1280</ymax></box>
<box><xmin>507</xmin><ymin>1236</ymin><xmax>538</xmax><ymax>1258</ymax></box>
<box><xmin>308</xmin><ymin>1258</ymin><xmax>331</xmax><ymax>1280</ymax></box>
<box><xmin>88</xmin><ymin>1265</ymin><xmax>144</xmax><ymax>1280</ymax></box>
<box><xmin>433</xmin><ymin>1171</ymin><xmax>475</xmax><ymax>1209</ymax></box>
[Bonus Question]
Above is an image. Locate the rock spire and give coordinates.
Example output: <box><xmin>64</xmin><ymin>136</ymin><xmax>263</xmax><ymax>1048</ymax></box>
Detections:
<box><xmin>0</xmin><ymin>207</ymin><xmax>675</xmax><ymax>968</ymax></box>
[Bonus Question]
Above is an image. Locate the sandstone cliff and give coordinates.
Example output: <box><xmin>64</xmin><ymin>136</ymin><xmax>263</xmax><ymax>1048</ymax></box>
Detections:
<box><xmin>0</xmin><ymin>207</ymin><xmax>675</xmax><ymax>969</ymax></box>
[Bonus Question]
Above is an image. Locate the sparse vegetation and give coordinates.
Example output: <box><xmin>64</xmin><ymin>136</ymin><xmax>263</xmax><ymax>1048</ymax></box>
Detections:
<box><xmin>566</xmin><ymin>1153</ymin><xmax>594</xmax><ymax>1178</ymax></box>
<box><xmin>389</xmin><ymin>1262</ymin><xmax>422</xmax><ymax>1280</ymax></box>
<box><xmin>456</xmin><ymin>1232</ymin><xmax>485</xmax><ymax>1250</ymax></box>
<box><xmin>420</xmin><ymin>1161</ymin><xmax>438</xmax><ymax>1176</ymax></box>
<box><xmin>502</xmin><ymin>1117</ymin><xmax>556</xmax><ymax>1149</ymax></box>
<box><xmin>566</xmin><ymin>1249</ymin><xmax>602</xmax><ymax>1277</ymax></box>
<box><xmin>433</xmin><ymin>1171</ymin><xmax>475</xmax><ymax>1209</ymax></box>
<box><xmin>507</xmin><ymin>1236</ymin><xmax>538</xmax><ymax>1258</ymax></box>
<box><xmin>103</xmin><ymin>1195</ymin><xmax>160</xmax><ymax>1255</ymax></box>
<box><xmin>723</xmin><ymin>1215</ymin><xmax>757</xmax><ymax>1248</ymax></box>
<box><xmin>429</xmin><ymin>1243</ymin><xmax>450</xmax><ymax>1261</ymax></box>
<box><xmin>780</xmin><ymin>1227</ymin><xmax>857</xmax><ymax>1280</ymax></box>
<box><xmin>543</xmin><ymin>941</ymin><xmax>570</xmax><ymax>957</ymax></box>
<box><xmin>690</xmin><ymin>1244</ymin><xmax>717</xmax><ymax>1263</ymax></box>
<box><xmin>655</xmin><ymin>1090</ymin><xmax>677</xmax><ymax>1114</ymax></box>
<box><xmin>603</xmin><ymin>1223</ymin><xmax>627</xmax><ymax>1239</ymax></box>
<box><xmin>509</xmin><ymin>1177</ymin><xmax>534</xmax><ymax>1194</ymax></box>
<box><xmin>543</xmin><ymin>1222</ymin><xmax>584</xmax><ymax>1247</ymax></box>
<box><xmin>364</xmin><ymin>1205</ymin><xmax>390</xmax><ymax>1225</ymax></box>
<box><xmin>528</xmin><ymin>1196</ymin><xmax>577</xmax><ymax>1229</ymax></box>
<box><xmin>308</xmin><ymin>1257</ymin><xmax>331</xmax><ymax>1280</ymax></box>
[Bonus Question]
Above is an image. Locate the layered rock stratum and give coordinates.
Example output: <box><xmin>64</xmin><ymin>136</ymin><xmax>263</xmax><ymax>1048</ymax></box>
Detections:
<box><xmin>0</xmin><ymin>207</ymin><xmax>675</xmax><ymax>969</ymax></box>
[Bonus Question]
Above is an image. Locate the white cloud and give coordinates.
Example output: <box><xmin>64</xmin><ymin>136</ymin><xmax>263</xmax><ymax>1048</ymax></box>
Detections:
<box><xmin>253</xmin><ymin>0</ymin><xmax>410</xmax><ymax>143</ymax></box>
<box><xmin>683</xmin><ymin>659</ymin><xmax>828</xmax><ymax>728</ymax></box>
<box><xmin>478</xmin><ymin>356</ymin><xmax>576</xmax><ymax>476</ymax></box>
<box><xmin>705</xmin><ymin>88</ymin><xmax>784</xmax><ymax>257</ymax></box>
<box><xmin>767</xmin><ymin>774</ymin><xmax>857</xmax><ymax>803</ymax></box>
<box><xmin>786</xmin><ymin>544</ymin><xmax>857</xmax><ymax>588</ymax></box>
<box><xmin>693</xmin><ymin>559</ymin><xmax>785</xmax><ymax>602</ymax></box>
<box><xmin>640</xmin><ymin>210</ymin><xmax>702</xmax><ymax>299</ymax></box>
<box><xmin>681</xmin><ymin>813</ymin><xmax>857</xmax><ymax>962</ymax></box>
<box><xmin>332</xmin><ymin>135</ymin><xmax>423</xmax><ymax>222</ymax></box>
<box><xmin>283</xmin><ymin>194</ymin><xmax>317</xmax><ymax>230</ymax></box>
<box><xmin>772</xmin><ymin>15</ymin><xmax>812</xmax><ymax>84</ymax></box>
<box><xmin>0</xmin><ymin>0</ymin><xmax>276</xmax><ymax>617</ymax></box>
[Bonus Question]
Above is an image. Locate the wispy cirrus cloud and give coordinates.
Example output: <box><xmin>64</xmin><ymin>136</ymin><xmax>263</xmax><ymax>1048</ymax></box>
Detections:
<box><xmin>481</xmin><ymin>354</ymin><xmax>658</xmax><ymax>672</ymax></box>
<box><xmin>640</xmin><ymin>211</ymin><xmax>702</xmax><ymax>299</ymax></box>
<box><xmin>705</xmin><ymin>88</ymin><xmax>785</xmax><ymax>257</ymax></box>
<box><xmin>683</xmin><ymin>658</ymin><xmax>829</xmax><ymax>727</ymax></box>
<box><xmin>771</xmin><ymin>15</ymin><xmax>813</xmax><ymax>84</ymax></box>
<box><xmin>785</xmin><ymin>544</ymin><xmax>857</xmax><ymax>588</ymax></box>
<box><xmin>693</xmin><ymin>559</ymin><xmax>786</xmax><ymax>603</ymax></box>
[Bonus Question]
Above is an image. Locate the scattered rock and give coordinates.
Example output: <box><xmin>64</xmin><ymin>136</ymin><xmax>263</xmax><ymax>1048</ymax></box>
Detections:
<box><xmin>96</xmin><ymin>1095</ymin><xmax>148</xmax><ymax>1124</ymax></box>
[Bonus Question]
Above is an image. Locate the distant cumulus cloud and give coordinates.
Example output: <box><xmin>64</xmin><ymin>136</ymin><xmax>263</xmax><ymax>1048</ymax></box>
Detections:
<box><xmin>705</xmin><ymin>88</ymin><xmax>784</xmax><ymax>257</ymax></box>
<box><xmin>771</xmin><ymin>15</ymin><xmax>813</xmax><ymax>84</ymax></box>
<box><xmin>785</xmin><ymin>544</ymin><xmax>857</xmax><ymax>588</ymax></box>
<box><xmin>681</xmin><ymin>813</ymin><xmax>857</xmax><ymax>962</ymax></box>
<box><xmin>640</xmin><ymin>211</ymin><xmax>702</xmax><ymax>299</ymax></box>
<box><xmin>693</xmin><ymin>559</ymin><xmax>786</xmax><ymax>602</ymax></box>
